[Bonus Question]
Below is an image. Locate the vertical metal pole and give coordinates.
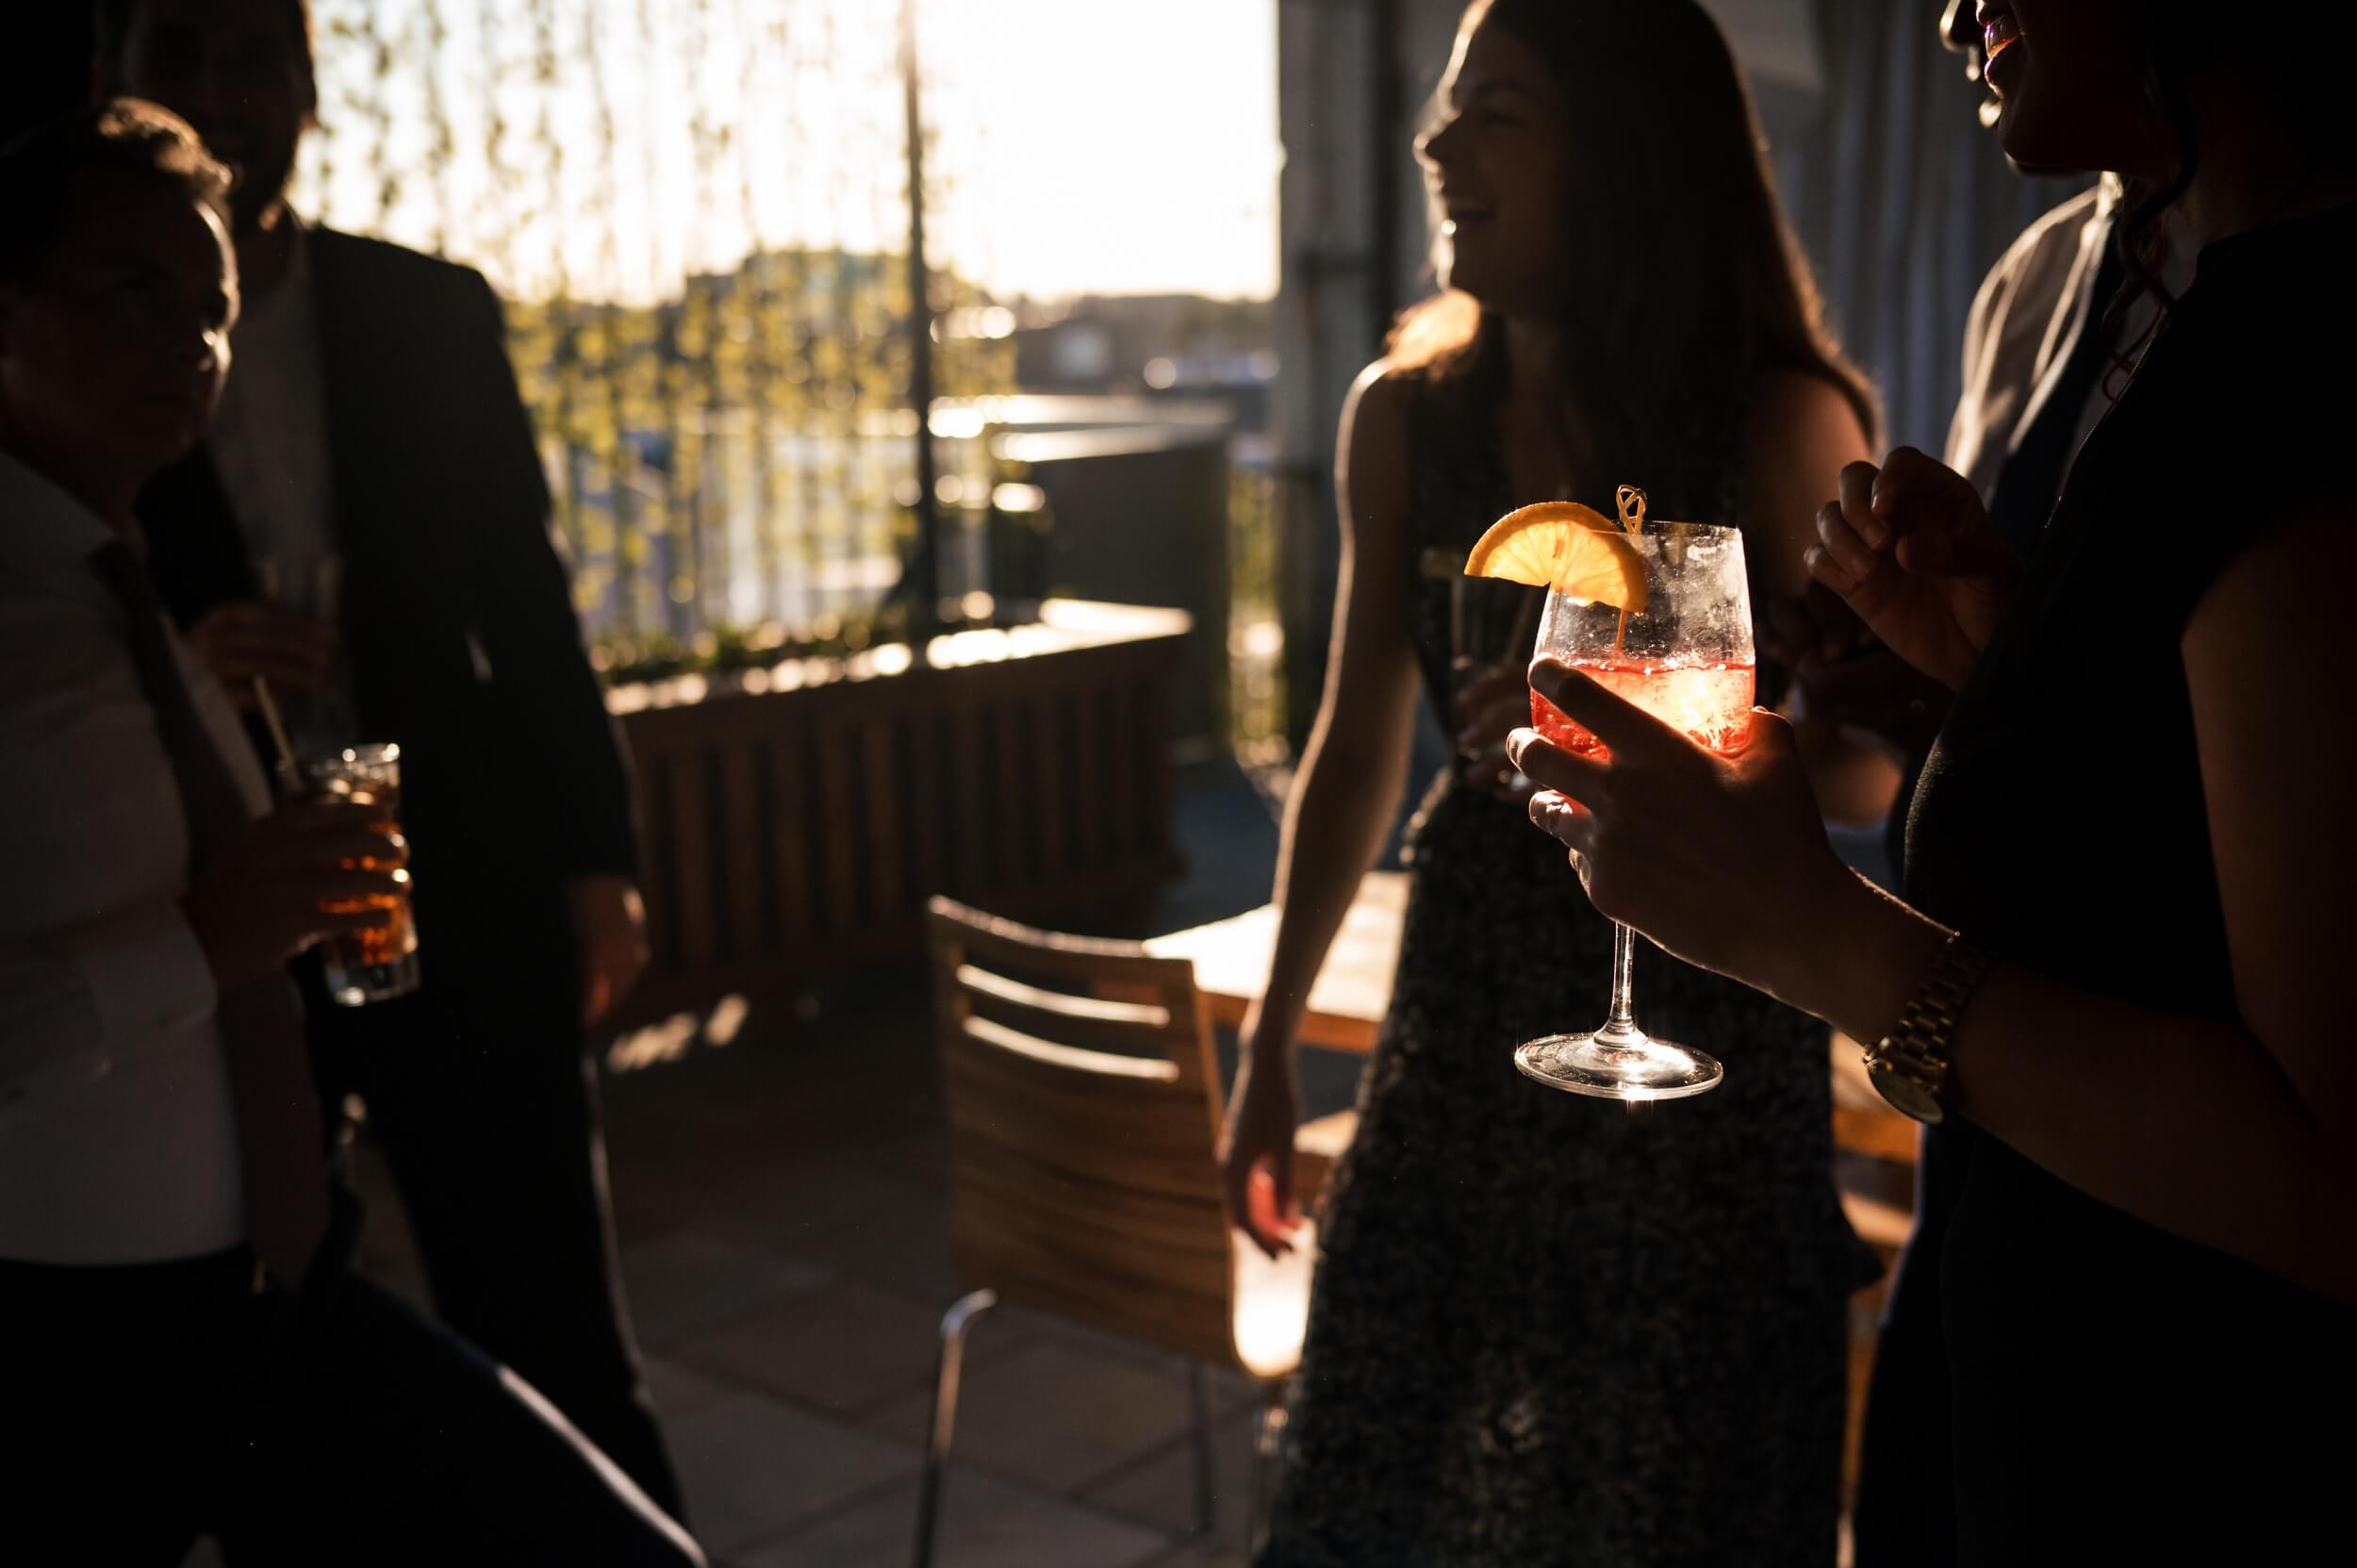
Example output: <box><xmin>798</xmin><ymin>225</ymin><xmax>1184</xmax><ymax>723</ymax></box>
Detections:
<box><xmin>913</xmin><ymin>1289</ymin><xmax>997</xmax><ymax>1568</ymax></box>
<box><xmin>1368</xmin><ymin>0</ymin><xmax>1403</xmax><ymax>351</ymax></box>
<box><xmin>1188</xmin><ymin>1363</ymin><xmax>1217</xmax><ymax>1538</ymax></box>
<box><xmin>899</xmin><ymin>0</ymin><xmax>942</xmax><ymax>624</ymax></box>
<box><xmin>1251</xmin><ymin>1397</ymin><xmax>1288</xmax><ymax>1550</ymax></box>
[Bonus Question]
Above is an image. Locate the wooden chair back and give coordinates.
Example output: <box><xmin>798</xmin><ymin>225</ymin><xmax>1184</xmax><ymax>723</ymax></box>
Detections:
<box><xmin>926</xmin><ymin>897</ymin><xmax>1244</xmax><ymax>1369</ymax></box>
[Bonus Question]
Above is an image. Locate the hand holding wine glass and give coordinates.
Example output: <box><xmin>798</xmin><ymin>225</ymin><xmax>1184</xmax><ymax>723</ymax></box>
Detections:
<box><xmin>1508</xmin><ymin>660</ymin><xmax>1851</xmax><ymax>1013</ymax></box>
<box><xmin>1805</xmin><ymin>448</ymin><xmax>2021</xmax><ymax>692</ymax></box>
<box><xmin>1465</xmin><ymin>487</ymin><xmax>1768</xmax><ymax>1098</ymax></box>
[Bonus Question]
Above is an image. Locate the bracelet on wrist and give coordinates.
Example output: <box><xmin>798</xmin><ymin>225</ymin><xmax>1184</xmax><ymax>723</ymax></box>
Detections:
<box><xmin>1862</xmin><ymin>932</ymin><xmax>1994</xmax><ymax>1126</ymax></box>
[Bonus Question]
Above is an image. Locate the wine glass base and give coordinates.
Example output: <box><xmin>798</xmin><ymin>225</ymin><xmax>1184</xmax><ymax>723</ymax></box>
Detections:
<box><xmin>1513</xmin><ymin>1029</ymin><xmax>1722</xmax><ymax>1101</ymax></box>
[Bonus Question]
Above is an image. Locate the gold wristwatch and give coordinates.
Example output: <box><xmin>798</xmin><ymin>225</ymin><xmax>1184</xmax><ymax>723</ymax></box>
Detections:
<box><xmin>1863</xmin><ymin>933</ymin><xmax>1995</xmax><ymax>1126</ymax></box>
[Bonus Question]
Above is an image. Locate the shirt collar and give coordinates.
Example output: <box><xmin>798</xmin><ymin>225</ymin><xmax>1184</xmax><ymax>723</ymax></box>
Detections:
<box><xmin>0</xmin><ymin>447</ymin><xmax>129</xmax><ymax>580</ymax></box>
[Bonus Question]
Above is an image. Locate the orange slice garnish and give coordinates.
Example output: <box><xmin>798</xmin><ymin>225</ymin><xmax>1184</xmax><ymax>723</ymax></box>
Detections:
<box><xmin>1462</xmin><ymin>501</ymin><xmax>1648</xmax><ymax>614</ymax></box>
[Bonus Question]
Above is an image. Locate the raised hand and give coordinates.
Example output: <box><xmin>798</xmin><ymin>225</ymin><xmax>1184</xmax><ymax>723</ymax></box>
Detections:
<box><xmin>185</xmin><ymin>601</ymin><xmax>336</xmax><ymax>704</ymax></box>
<box><xmin>1805</xmin><ymin>449</ymin><xmax>2019</xmax><ymax>692</ymax></box>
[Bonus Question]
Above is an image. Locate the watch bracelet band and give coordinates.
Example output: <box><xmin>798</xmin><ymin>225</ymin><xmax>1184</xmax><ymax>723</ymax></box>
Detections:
<box><xmin>1868</xmin><ymin>933</ymin><xmax>1997</xmax><ymax>1098</ymax></box>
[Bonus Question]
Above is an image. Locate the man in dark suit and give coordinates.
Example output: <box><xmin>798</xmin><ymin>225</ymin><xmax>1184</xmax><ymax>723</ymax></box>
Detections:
<box><xmin>96</xmin><ymin>0</ymin><xmax>684</xmax><ymax>1513</ymax></box>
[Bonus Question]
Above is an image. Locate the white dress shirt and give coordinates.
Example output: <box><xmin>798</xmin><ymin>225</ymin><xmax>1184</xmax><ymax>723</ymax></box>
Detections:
<box><xmin>0</xmin><ymin>451</ymin><xmax>264</xmax><ymax>1263</ymax></box>
<box><xmin>1946</xmin><ymin>174</ymin><xmax>2195</xmax><ymax>503</ymax></box>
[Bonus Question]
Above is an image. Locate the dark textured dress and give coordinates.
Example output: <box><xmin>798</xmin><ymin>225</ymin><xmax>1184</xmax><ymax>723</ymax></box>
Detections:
<box><xmin>1258</xmin><ymin>374</ymin><xmax>1876</xmax><ymax>1566</ymax></box>
<box><xmin>1882</xmin><ymin>203</ymin><xmax>2357</xmax><ymax>1564</ymax></box>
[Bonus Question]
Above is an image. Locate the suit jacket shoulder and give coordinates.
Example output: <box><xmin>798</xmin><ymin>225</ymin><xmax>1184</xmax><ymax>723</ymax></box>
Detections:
<box><xmin>307</xmin><ymin>227</ymin><xmax>507</xmax><ymax>361</ymax></box>
<box><xmin>300</xmin><ymin>226</ymin><xmax>639</xmax><ymax>889</ymax></box>
<box><xmin>310</xmin><ymin>227</ymin><xmax>493</xmax><ymax>303</ymax></box>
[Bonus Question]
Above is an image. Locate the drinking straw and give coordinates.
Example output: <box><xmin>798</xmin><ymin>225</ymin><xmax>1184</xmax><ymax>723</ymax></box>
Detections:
<box><xmin>251</xmin><ymin>677</ymin><xmax>299</xmax><ymax>776</ymax></box>
<box><xmin>1504</xmin><ymin>586</ymin><xmax>1543</xmax><ymax>664</ymax></box>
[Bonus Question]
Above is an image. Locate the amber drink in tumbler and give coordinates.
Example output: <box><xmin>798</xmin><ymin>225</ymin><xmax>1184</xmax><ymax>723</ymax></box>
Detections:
<box><xmin>283</xmin><ymin>742</ymin><xmax>420</xmax><ymax>1005</ymax></box>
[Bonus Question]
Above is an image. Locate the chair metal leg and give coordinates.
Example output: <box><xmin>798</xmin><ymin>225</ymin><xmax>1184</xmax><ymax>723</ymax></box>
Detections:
<box><xmin>1249</xmin><ymin>1395</ymin><xmax>1289</xmax><ymax>1551</ymax></box>
<box><xmin>1187</xmin><ymin>1363</ymin><xmax>1216</xmax><ymax>1538</ymax></box>
<box><xmin>912</xmin><ymin>1288</ymin><xmax>997</xmax><ymax>1568</ymax></box>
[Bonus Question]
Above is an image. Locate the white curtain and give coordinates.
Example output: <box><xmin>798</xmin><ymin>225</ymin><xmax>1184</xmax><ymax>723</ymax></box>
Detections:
<box><xmin>1772</xmin><ymin>0</ymin><xmax>2087</xmax><ymax>451</ymax></box>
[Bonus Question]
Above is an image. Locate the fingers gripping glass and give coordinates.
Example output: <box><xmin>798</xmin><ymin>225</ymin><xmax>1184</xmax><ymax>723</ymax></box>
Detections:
<box><xmin>1517</xmin><ymin>513</ymin><xmax>1755</xmax><ymax>1100</ymax></box>
<box><xmin>278</xmin><ymin>744</ymin><xmax>421</xmax><ymax>1006</ymax></box>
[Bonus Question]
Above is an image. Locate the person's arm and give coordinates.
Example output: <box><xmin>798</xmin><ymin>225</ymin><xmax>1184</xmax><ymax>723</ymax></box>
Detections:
<box><xmin>1927</xmin><ymin>498</ymin><xmax>2357</xmax><ymax>1296</ymax></box>
<box><xmin>1755</xmin><ymin>247</ymin><xmax>2028</xmax><ymax>762</ymax></box>
<box><xmin>1742</xmin><ymin>372</ymin><xmax>1875</xmax><ymax>601</ymax></box>
<box><xmin>1740</xmin><ymin>372</ymin><xmax>1901</xmax><ymax>824</ymax></box>
<box><xmin>2</xmin><ymin>801</ymin><xmax>404</xmax><ymax>1098</ymax></box>
<box><xmin>452</xmin><ymin>270</ymin><xmax>641</xmax><ymax>884</ymax></box>
<box><xmin>1218</xmin><ymin>362</ymin><xmax>1426</xmax><ymax>1253</ymax></box>
<box><xmin>1513</xmin><ymin>494</ymin><xmax>2357</xmax><ymax>1302</ymax></box>
<box><xmin>449</xmin><ymin>270</ymin><xmax>649</xmax><ymax>1024</ymax></box>
<box><xmin>1807</xmin><ymin>451</ymin><xmax>2021</xmax><ymax>691</ymax></box>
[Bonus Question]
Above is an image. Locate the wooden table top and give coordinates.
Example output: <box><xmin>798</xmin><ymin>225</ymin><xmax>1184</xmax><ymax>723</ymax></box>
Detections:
<box><xmin>1145</xmin><ymin>871</ymin><xmax>1408</xmax><ymax>1053</ymax></box>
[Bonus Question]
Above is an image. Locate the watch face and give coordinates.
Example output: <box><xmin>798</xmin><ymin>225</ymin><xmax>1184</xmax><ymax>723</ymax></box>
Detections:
<box><xmin>1870</xmin><ymin>1062</ymin><xmax>1946</xmax><ymax>1126</ymax></box>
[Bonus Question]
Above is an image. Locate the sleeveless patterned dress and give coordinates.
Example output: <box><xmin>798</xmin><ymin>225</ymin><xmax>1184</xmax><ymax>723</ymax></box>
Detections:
<box><xmin>1257</xmin><ymin>372</ymin><xmax>1876</xmax><ymax>1566</ymax></box>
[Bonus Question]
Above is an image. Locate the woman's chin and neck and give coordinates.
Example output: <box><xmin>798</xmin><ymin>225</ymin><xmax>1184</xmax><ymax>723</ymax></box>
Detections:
<box><xmin>1444</xmin><ymin>268</ymin><xmax>1563</xmax><ymax>394</ymax></box>
<box><xmin>1495</xmin><ymin>310</ymin><xmax>1564</xmax><ymax>392</ymax></box>
<box><xmin>1446</xmin><ymin>276</ymin><xmax>1603</xmax><ymax>468</ymax></box>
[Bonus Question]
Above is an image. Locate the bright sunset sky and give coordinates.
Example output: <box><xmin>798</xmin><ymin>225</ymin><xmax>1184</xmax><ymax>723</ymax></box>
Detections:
<box><xmin>297</xmin><ymin>0</ymin><xmax>1280</xmax><ymax>305</ymax></box>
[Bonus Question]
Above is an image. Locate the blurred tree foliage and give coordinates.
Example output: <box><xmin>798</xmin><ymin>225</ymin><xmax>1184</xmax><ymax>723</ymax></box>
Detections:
<box><xmin>301</xmin><ymin>0</ymin><xmax>1015</xmax><ymax>648</ymax></box>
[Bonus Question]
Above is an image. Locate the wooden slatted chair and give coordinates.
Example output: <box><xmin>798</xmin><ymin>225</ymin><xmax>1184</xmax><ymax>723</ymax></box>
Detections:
<box><xmin>916</xmin><ymin>897</ymin><xmax>1347</xmax><ymax>1565</ymax></box>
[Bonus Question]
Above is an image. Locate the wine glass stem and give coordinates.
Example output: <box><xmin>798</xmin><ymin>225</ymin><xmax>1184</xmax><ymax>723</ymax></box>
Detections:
<box><xmin>1605</xmin><ymin>921</ymin><xmax>1639</xmax><ymax>1036</ymax></box>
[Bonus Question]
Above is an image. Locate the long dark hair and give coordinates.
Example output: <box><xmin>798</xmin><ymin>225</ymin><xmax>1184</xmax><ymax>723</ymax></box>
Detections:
<box><xmin>2107</xmin><ymin>8</ymin><xmax>2357</xmax><ymax>390</ymax></box>
<box><xmin>1390</xmin><ymin>0</ymin><xmax>1878</xmax><ymax>514</ymax></box>
<box><xmin>2104</xmin><ymin>21</ymin><xmax>2198</xmax><ymax>391</ymax></box>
